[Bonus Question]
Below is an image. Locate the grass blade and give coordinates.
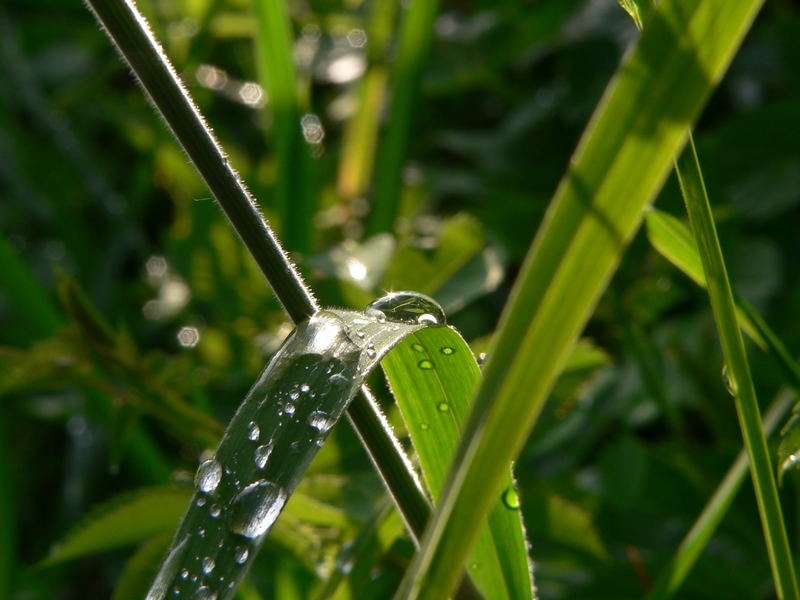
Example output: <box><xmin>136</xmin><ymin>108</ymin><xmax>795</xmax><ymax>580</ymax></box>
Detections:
<box><xmin>676</xmin><ymin>136</ymin><xmax>799</xmax><ymax>599</ymax></box>
<box><xmin>366</xmin><ymin>0</ymin><xmax>439</xmax><ymax>235</ymax></box>
<box><xmin>646</xmin><ymin>389</ymin><xmax>793</xmax><ymax>600</ymax></box>
<box><xmin>252</xmin><ymin>0</ymin><xmax>313</xmax><ymax>253</ymax></box>
<box><xmin>392</xmin><ymin>2</ymin><xmax>766</xmax><ymax>598</ymax></box>
<box><xmin>382</xmin><ymin>327</ymin><xmax>532</xmax><ymax>599</ymax></box>
<box><xmin>146</xmin><ymin>300</ymin><xmax>449</xmax><ymax>599</ymax></box>
<box><xmin>84</xmin><ymin>0</ymin><xmax>438</xmax><ymax>555</ymax></box>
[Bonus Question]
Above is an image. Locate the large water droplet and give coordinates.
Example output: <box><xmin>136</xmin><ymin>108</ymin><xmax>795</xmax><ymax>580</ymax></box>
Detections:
<box><xmin>234</xmin><ymin>545</ymin><xmax>249</xmax><ymax>564</ymax></box>
<box><xmin>440</xmin><ymin>346</ymin><xmax>455</xmax><ymax>355</ymax></box>
<box><xmin>502</xmin><ymin>486</ymin><xmax>520</xmax><ymax>510</ymax></box>
<box><xmin>195</xmin><ymin>459</ymin><xmax>222</xmax><ymax>493</ymax></box>
<box><xmin>365</xmin><ymin>292</ymin><xmax>446</xmax><ymax>326</ymax></box>
<box><xmin>229</xmin><ymin>480</ymin><xmax>287</xmax><ymax>538</ymax></box>
<box><xmin>254</xmin><ymin>443</ymin><xmax>273</xmax><ymax>469</ymax></box>
<box><xmin>193</xmin><ymin>586</ymin><xmax>216</xmax><ymax>600</ymax></box>
<box><xmin>418</xmin><ymin>359</ymin><xmax>434</xmax><ymax>370</ymax></box>
<box><xmin>201</xmin><ymin>557</ymin><xmax>215</xmax><ymax>574</ymax></box>
<box><xmin>247</xmin><ymin>421</ymin><xmax>260</xmax><ymax>441</ymax></box>
<box><xmin>284</xmin><ymin>403</ymin><xmax>296</xmax><ymax>415</ymax></box>
<box><xmin>308</xmin><ymin>410</ymin><xmax>334</xmax><ymax>433</ymax></box>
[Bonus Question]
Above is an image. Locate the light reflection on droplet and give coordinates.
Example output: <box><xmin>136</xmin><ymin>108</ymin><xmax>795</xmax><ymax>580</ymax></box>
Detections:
<box><xmin>177</xmin><ymin>326</ymin><xmax>200</xmax><ymax>348</ymax></box>
<box><xmin>195</xmin><ymin>459</ymin><xmax>222</xmax><ymax>493</ymax></box>
<box><xmin>228</xmin><ymin>480</ymin><xmax>287</xmax><ymax>538</ymax></box>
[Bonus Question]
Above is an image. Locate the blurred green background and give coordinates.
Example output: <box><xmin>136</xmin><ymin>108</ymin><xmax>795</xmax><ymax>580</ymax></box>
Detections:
<box><xmin>1</xmin><ymin>0</ymin><xmax>800</xmax><ymax>598</ymax></box>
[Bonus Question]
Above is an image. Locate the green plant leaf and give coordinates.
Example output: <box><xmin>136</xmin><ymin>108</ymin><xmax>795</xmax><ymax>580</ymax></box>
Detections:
<box><xmin>393</xmin><ymin>1</ymin><xmax>767</xmax><ymax>598</ymax></box>
<box><xmin>42</xmin><ymin>486</ymin><xmax>192</xmax><ymax>567</ymax></box>
<box><xmin>382</xmin><ymin>327</ymin><xmax>532</xmax><ymax>599</ymax></box>
<box><xmin>145</xmin><ymin>295</ymin><xmax>474</xmax><ymax>600</ymax></box>
<box><xmin>112</xmin><ymin>530</ymin><xmax>176</xmax><ymax>600</ymax></box>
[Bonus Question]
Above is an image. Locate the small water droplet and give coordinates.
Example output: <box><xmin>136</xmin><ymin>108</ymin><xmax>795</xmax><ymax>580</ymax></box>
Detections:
<box><xmin>502</xmin><ymin>486</ymin><xmax>520</xmax><ymax>510</ymax></box>
<box><xmin>289</xmin><ymin>389</ymin><xmax>300</xmax><ymax>401</ymax></box>
<box><xmin>247</xmin><ymin>421</ymin><xmax>260</xmax><ymax>441</ymax></box>
<box><xmin>229</xmin><ymin>480</ymin><xmax>287</xmax><ymax>538</ymax></box>
<box><xmin>234</xmin><ymin>545</ymin><xmax>249</xmax><ymax>564</ymax></box>
<box><xmin>356</xmin><ymin>329</ymin><xmax>365</xmax><ymax>339</ymax></box>
<box><xmin>285</xmin><ymin>403</ymin><xmax>296</xmax><ymax>415</ymax></box>
<box><xmin>365</xmin><ymin>292</ymin><xmax>446</xmax><ymax>325</ymax></box>
<box><xmin>437</xmin><ymin>402</ymin><xmax>450</xmax><ymax>412</ymax></box>
<box><xmin>366</xmin><ymin>344</ymin><xmax>377</xmax><ymax>358</ymax></box>
<box><xmin>412</xmin><ymin>343</ymin><xmax>425</xmax><ymax>352</ymax></box>
<box><xmin>201</xmin><ymin>557</ymin><xmax>215</xmax><ymax>574</ymax></box>
<box><xmin>418</xmin><ymin>359</ymin><xmax>434</xmax><ymax>370</ymax></box>
<box><xmin>197</xmin><ymin>528</ymin><xmax>205</xmax><ymax>538</ymax></box>
<box><xmin>470</xmin><ymin>562</ymin><xmax>480</xmax><ymax>571</ymax></box>
<box><xmin>180</xmin><ymin>569</ymin><xmax>189</xmax><ymax>580</ymax></box>
<box><xmin>254</xmin><ymin>443</ymin><xmax>274</xmax><ymax>469</ymax></box>
<box><xmin>440</xmin><ymin>346</ymin><xmax>454</xmax><ymax>355</ymax></box>
<box><xmin>477</xmin><ymin>352</ymin><xmax>488</xmax><ymax>365</ymax></box>
<box><xmin>195</xmin><ymin>459</ymin><xmax>222</xmax><ymax>493</ymax></box>
<box><xmin>420</xmin><ymin>422</ymin><xmax>430</xmax><ymax>431</ymax></box>
<box><xmin>300</xmin><ymin>383</ymin><xmax>310</xmax><ymax>393</ymax></box>
<box><xmin>308</xmin><ymin>410</ymin><xmax>334</xmax><ymax>433</ymax></box>
<box><xmin>722</xmin><ymin>364</ymin><xmax>738</xmax><ymax>396</ymax></box>
<box><xmin>209</xmin><ymin>504</ymin><xmax>221</xmax><ymax>518</ymax></box>
<box><xmin>193</xmin><ymin>586</ymin><xmax>216</xmax><ymax>600</ymax></box>
<box><xmin>196</xmin><ymin>496</ymin><xmax>206</xmax><ymax>507</ymax></box>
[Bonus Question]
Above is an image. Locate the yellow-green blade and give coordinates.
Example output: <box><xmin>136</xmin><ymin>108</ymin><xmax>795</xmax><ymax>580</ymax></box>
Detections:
<box><xmin>393</xmin><ymin>1</ymin><xmax>766</xmax><ymax>598</ymax></box>
<box><xmin>382</xmin><ymin>327</ymin><xmax>532</xmax><ymax>600</ymax></box>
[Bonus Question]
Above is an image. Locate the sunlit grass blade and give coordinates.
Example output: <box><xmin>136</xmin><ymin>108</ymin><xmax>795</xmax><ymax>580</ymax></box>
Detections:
<box><xmin>676</xmin><ymin>136</ymin><xmax>798</xmax><ymax>599</ymax></box>
<box><xmin>393</xmin><ymin>2</ymin><xmax>766</xmax><ymax>598</ymax></box>
<box><xmin>382</xmin><ymin>327</ymin><xmax>532</xmax><ymax>599</ymax></box>
<box><xmin>146</xmin><ymin>302</ymin><xmax>464</xmax><ymax>599</ymax></box>
<box><xmin>337</xmin><ymin>0</ymin><xmax>396</xmax><ymax>201</ymax></box>
<box><xmin>646</xmin><ymin>389</ymin><xmax>793</xmax><ymax>600</ymax></box>
<box><xmin>366</xmin><ymin>0</ymin><xmax>439</xmax><ymax>235</ymax></box>
<box><xmin>84</xmin><ymin>0</ymin><xmax>438</xmax><ymax>556</ymax></box>
<box><xmin>252</xmin><ymin>0</ymin><xmax>313</xmax><ymax>253</ymax></box>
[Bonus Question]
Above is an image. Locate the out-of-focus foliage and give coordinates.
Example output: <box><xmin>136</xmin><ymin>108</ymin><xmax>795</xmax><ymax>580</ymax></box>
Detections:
<box><xmin>1</xmin><ymin>0</ymin><xmax>800</xmax><ymax>598</ymax></box>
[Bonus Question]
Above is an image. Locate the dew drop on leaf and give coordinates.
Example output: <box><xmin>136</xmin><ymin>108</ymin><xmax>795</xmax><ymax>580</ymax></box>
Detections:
<box><xmin>247</xmin><ymin>421</ymin><xmax>260</xmax><ymax>441</ymax></box>
<box><xmin>440</xmin><ymin>346</ymin><xmax>454</xmax><ymax>355</ymax></box>
<box><xmin>201</xmin><ymin>557</ymin><xmax>215</xmax><ymax>574</ymax></box>
<box><xmin>418</xmin><ymin>359</ymin><xmax>434</xmax><ymax>370</ymax></box>
<box><xmin>254</xmin><ymin>443</ymin><xmax>273</xmax><ymax>469</ymax></box>
<box><xmin>180</xmin><ymin>569</ymin><xmax>189</xmax><ymax>580</ymax></box>
<box><xmin>229</xmin><ymin>480</ymin><xmax>287</xmax><ymax>538</ymax></box>
<box><xmin>308</xmin><ymin>410</ymin><xmax>333</xmax><ymax>433</ymax></box>
<box><xmin>234</xmin><ymin>546</ymin><xmax>249</xmax><ymax>564</ymax></box>
<box><xmin>193</xmin><ymin>586</ymin><xmax>216</xmax><ymax>600</ymax></box>
<box><xmin>365</xmin><ymin>291</ymin><xmax>446</xmax><ymax>325</ymax></box>
<box><xmin>284</xmin><ymin>403</ymin><xmax>296</xmax><ymax>415</ymax></box>
<box><xmin>300</xmin><ymin>383</ymin><xmax>310</xmax><ymax>394</ymax></box>
<box><xmin>195</xmin><ymin>459</ymin><xmax>222</xmax><ymax>493</ymax></box>
<box><xmin>420</xmin><ymin>422</ymin><xmax>430</xmax><ymax>430</ymax></box>
<box><xmin>412</xmin><ymin>343</ymin><xmax>425</xmax><ymax>352</ymax></box>
<box><xmin>209</xmin><ymin>504</ymin><xmax>221</xmax><ymax>518</ymax></box>
<box><xmin>437</xmin><ymin>402</ymin><xmax>450</xmax><ymax>412</ymax></box>
<box><xmin>502</xmin><ymin>486</ymin><xmax>521</xmax><ymax>510</ymax></box>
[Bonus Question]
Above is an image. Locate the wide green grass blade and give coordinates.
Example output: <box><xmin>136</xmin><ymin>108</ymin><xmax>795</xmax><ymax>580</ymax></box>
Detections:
<box><xmin>393</xmin><ymin>2</ymin><xmax>766</xmax><ymax>598</ymax></box>
<box><xmin>676</xmin><ymin>136</ymin><xmax>798</xmax><ymax>599</ymax></box>
<box><xmin>646</xmin><ymin>389</ymin><xmax>793</xmax><ymax>600</ymax></box>
<box><xmin>382</xmin><ymin>328</ymin><xmax>532</xmax><ymax>600</ymax></box>
<box><xmin>252</xmin><ymin>0</ymin><xmax>313</xmax><ymax>254</ymax></box>
<box><xmin>145</xmin><ymin>297</ymin><xmax>486</xmax><ymax>600</ymax></box>
<box><xmin>366</xmin><ymin>0</ymin><xmax>439</xmax><ymax>235</ymax></box>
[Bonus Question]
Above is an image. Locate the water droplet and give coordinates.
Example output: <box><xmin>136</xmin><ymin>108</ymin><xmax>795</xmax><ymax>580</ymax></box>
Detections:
<box><xmin>365</xmin><ymin>292</ymin><xmax>446</xmax><ymax>325</ymax></box>
<box><xmin>418</xmin><ymin>359</ymin><xmax>434</xmax><ymax>370</ymax></box>
<box><xmin>229</xmin><ymin>480</ymin><xmax>287</xmax><ymax>538</ymax></box>
<box><xmin>234</xmin><ymin>545</ymin><xmax>249</xmax><ymax>564</ymax></box>
<box><xmin>366</xmin><ymin>344</ymin><xmax>377</xmax><ymax>358</ymax></box>
<box><xmin>722</xmin><ymin>364</ymin><xmax>738</xmax><ymax>396</ymax></box>
<box><xmin>197</xmin><ymin>528</ymin><xmax>205</xmax><ymax>538</ymax></box>
<box><xmin>420</xmin><ymin>422</ymin><xmax>430</xmax><ymax>431</ymax></box>
<box><xmin>298</xmin><ymin>384</ymin><xmax>309</xmax><ymax>395</ymax></box>
<box><xmin>254</xmin><ymin>443</ymin><xmax>274</xmax><ymax>469</ymax></box>
<box><xmin>440</xmin><ymin>346</ymin><xmax>455</xmax><ymax>355</ymax></box>
<box><xmin>195</xmin><ymin>459</ymin><xmax>222</xmax><ymax>493</ymax></box>
<box><xmin>247</xmin><ymin>421</ymin><xmax>260</xmax><ymax>441</ymax></box>
<box><xmin>502</xmin><ymin>486</ymin><xmax>520</xmax><ymax>510</ymax></box>
<box><xmin>285</xmin><ymin>403</ymin><xmax>296</xmax><ymax>415</ymax></box>
<box><xmin>196</xmin><ymin>496</ymin><xmax>206</xmax><ymax>507</ymax></box>
<box><xmin>412</xmin><ymin>343</ymin><xmax>425</xmax><ymax>352</ymax></box>
<box><xmin>308</xmin><ymin>410</ymin><xmax>334</xmax><ymax>433</ymax></box>
<box><xmin>437</xmin><ymin>402</ymin><xmax>450</xmax><ymax>412</ymax></box>
<box><xmin>477</xmin><ymin>352</ymin><xmax>488</xmax><ymax>365</ymax></box>
<box><xmin>289</xmin><ymin>389</ymin><xmax>300</xmax><ymax>401</ymax></box>
<box><xmin>180</xmin><ymin>569</ymin><xmax>189</xmax><ymax>580</ymax></box>
<box><xmin>201</xmin><ymin>557</ymin><xmax>215</xmax><ymax>574</ymax></box>
<box><xmin>356</xmin><ymin>329</ymin><xmax>365</xmax><ymax>339</ymax></box>
<box><xmin>209</xmin><ymin>504</ymin><xmax>221</xmax><ymax>518</ymax></box>
<box><xmin>193</xmin><ymin>586</ymin><xmax>216</xmax><ymax>600</ymax></box>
